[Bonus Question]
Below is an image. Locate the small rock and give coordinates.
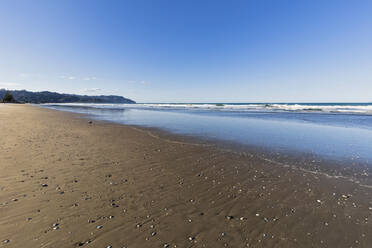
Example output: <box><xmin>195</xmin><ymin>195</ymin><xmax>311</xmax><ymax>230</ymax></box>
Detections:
<box><xmin>3</xmin><ymin>239</ymin><xmax>10</xmax><ymax>243</ymax></box>
<box><xmin>97</xmin><ymin>225</ymin><xmax>103</xmax><ymax>229</ymax></box>
<box><xmin>226</xmin><ymin>216</ymin><xmax>234</xmax><ymax>220</ymax></box>
<box><xmin>188</xmin><ymin>236</ymin><xmax>195</xmax><ymax>241</ymax></box>
<box><xmin>151</xmin><ymin>231</ymin><xmax>157</xmax><ymax>236</ymax></box>
<box><xmin>41</xmin><ymin>184</ymin><xmax>48</xmax><ymax>187</ymax></box>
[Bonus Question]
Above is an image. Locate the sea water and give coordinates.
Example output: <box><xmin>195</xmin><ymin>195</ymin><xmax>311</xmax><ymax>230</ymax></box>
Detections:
<box><xmin>42</xmin><ymin>103</ymin><xmax>372</xmax><ymax>164</ymax></box>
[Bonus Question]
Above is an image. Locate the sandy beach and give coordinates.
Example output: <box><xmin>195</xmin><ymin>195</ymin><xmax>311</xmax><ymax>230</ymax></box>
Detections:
<box><xmin>1</xmin><ymin>104</ymin><xmax>372</xmax><ymax>248</ymax></box>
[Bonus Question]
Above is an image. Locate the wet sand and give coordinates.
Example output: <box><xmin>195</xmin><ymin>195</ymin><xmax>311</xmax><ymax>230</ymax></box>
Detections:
<box><xmin>0</xmin><ymin>104</ymin><xmax>371</xmax><ymax>248</ymax></box>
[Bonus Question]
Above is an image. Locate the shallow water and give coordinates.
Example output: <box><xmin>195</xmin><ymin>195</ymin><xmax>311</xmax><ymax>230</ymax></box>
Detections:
<box><xmin>42</xmin><ymin>103</ymin><xmax>372</xmax><ymax>164</ymax></box>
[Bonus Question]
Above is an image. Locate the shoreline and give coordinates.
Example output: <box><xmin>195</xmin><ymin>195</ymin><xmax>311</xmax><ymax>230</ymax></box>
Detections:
<box><xmin>1</xmin><ymin>104</ymin><xmax>372</xmax><ymax>247</ymax></box>
<box><xmin>40</xmin><ymin>104</ymin><xmax>372</xmax><ymax>188</ymax></box>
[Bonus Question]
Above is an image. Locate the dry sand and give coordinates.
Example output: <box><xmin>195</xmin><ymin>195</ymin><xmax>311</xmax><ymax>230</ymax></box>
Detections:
<box><xmin>0</xmin><ymin>104</ymin><xmax>372</xmax><ymax>248</ymax></box>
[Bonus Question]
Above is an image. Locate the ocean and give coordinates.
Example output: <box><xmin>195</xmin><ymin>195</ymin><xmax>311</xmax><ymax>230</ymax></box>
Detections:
<box><xmin>41</xmin><ymin>103</ymin><xmax>372</xmax><ymax>165</ymax></box>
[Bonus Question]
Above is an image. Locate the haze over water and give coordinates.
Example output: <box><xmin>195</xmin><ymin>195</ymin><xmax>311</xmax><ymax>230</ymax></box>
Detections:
<box><xmin>43</xmin><ymin>103</ymin><xmax>372</xmax><ymax>165</ymax></box>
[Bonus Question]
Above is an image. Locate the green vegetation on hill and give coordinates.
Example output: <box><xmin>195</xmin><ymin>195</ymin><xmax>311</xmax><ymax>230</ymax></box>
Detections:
<box><xmin>1</xmin><ymin>91</ymin><xmax>17</xmax><ymax>103</ymax></box>
<box><xmin>0</xmin><ymin>89</ymin><xmax>135</xmax><ymax>104</ymax></box>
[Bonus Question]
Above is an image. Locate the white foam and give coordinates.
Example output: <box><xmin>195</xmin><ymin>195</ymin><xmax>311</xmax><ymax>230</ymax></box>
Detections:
<box><xmin>42</xmin><ymin>103</ymin><xmax>372</xmax><ymax>114</ymax></box>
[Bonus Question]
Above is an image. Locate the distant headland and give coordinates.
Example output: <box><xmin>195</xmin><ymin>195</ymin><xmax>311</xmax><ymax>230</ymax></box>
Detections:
<box><xmin>0</xmin><ymin>89</ymin><xmax>135</xmax><ymax>104</ymax></box>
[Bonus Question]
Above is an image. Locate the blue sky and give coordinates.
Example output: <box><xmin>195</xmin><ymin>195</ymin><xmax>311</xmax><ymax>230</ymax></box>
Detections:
<box><xmin>0</xmin><ymin>0</ymin><xmax>371</xmax><ymax>102</ymax></box>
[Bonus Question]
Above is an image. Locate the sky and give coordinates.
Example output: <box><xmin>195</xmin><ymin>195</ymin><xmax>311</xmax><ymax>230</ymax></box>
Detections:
<box><xmin>0</xmin><ymin>0</ymin><xmax>371</xmax><ymax>103</ymax></box>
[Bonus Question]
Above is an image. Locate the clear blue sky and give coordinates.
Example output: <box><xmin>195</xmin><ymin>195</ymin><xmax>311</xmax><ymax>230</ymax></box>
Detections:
<box><xmin>0</xmin><ymin>0</ymin><xmax>371</xmax><ymax>102</ymax></box>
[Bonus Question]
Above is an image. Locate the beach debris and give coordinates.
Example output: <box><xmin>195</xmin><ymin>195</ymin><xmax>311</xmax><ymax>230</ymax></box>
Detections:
<box><xmin>163</xmin><ymin>244</ymin><xmax>170</xmax><ymax>248</ymax></box>
<box><xmin>41</xmin><ymin>184</ymin><xmax>48</xmax><ymax>187</ymax></box>
<box><xmin>221</xmin><ymin>232</ymin><xmax>226</xmax><ymax>237</ymax></box>
<box><xmin>341</xmin><ymin>194</ymin><xmax>352</xmax><ymax>199</ymax></box>
<box><xmin>188</xmin><ymin>236</ymin><xmax>195</xmax><ymax>241</ymax></box>
<box><xmin>240</xmin><ymin>217</ymin><xmax>246</xmax><ymax>221</ymax></box>
<box><xmin>96</xmin><ymin>225</ymin><xmax>103</xmax><ymax>229</ymax></box>
<box><xmin>3</xmin><ymin>239</ymin><xmax>10</xmax><ymax>244</ymax></box>
<box><xmin>52</xmin><ymin>223</ymin><xmax>60</xmax><ymax>230</ymax></box>
<box><xmin>136</xmin><ymin>223</ymin><xmax>142</xmax><ymax>228</ymax></box>
<box><xmin>226</xmin><ymin>215</ymin><xmax>234</xmax><ymax>220</ymax></box>
<box><xmin>107</xmin><ymin>246</ymin><xmax>112</xmax><ymax>248</ymax></box>
<box><xmin>151</xmin><ymin>231</ymin><xmax>157</xmax><ymax>236</ymax></box>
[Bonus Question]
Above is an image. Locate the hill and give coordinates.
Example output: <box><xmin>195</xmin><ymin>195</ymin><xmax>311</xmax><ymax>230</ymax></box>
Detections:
<box><xmin>0</xmin><ymin>89</ymin><xmax>135</xmax><ymax>104</ymax></box>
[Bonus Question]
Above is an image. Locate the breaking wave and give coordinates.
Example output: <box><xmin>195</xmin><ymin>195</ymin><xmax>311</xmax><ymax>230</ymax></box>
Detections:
<box><xmin>43</xmin><ymin>103</ymin><xmax>372</xmax><ymax>115</ymax></box>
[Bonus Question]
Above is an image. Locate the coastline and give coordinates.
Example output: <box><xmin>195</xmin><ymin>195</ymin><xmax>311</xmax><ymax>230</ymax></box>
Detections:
<box><xmin>1</xmin><ymin>104</ymin><xmax>372</xmax><ymax>247</ymax></box>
